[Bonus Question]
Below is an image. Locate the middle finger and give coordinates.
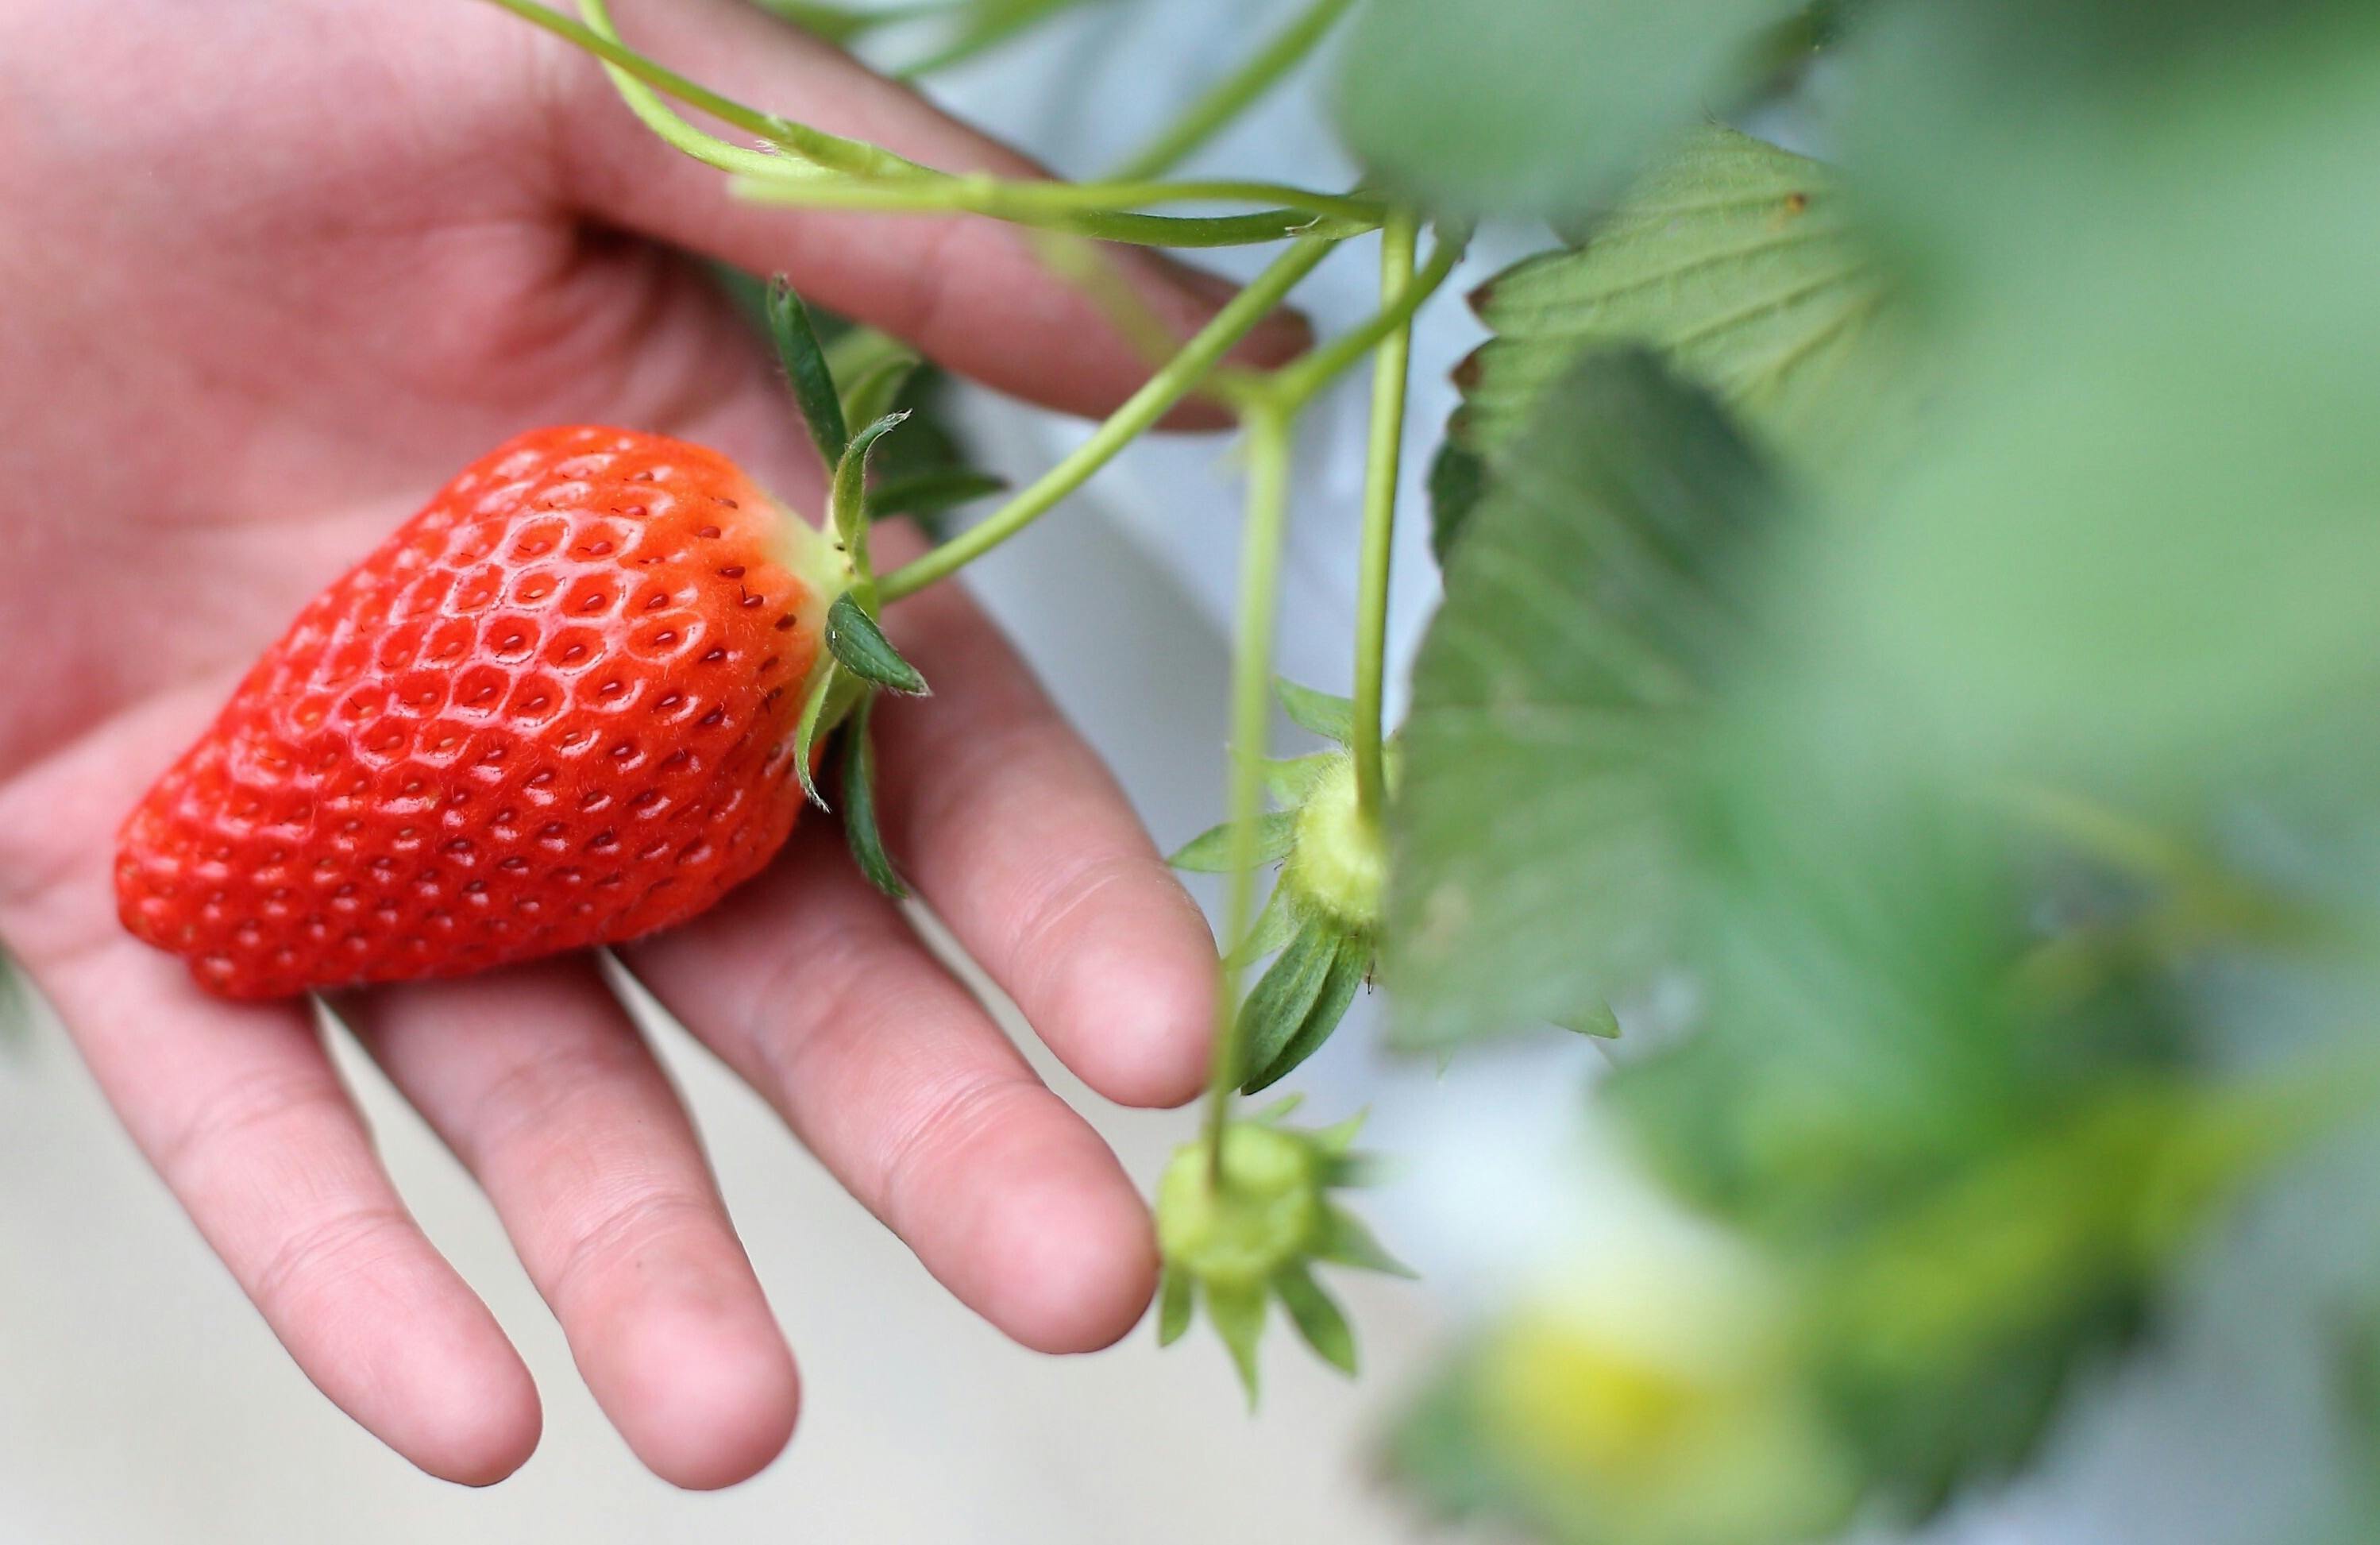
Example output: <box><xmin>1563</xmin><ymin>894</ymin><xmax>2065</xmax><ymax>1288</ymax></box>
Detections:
<box><xmin>620</xmin><ymin>818</ymin><xmax>1158</xmax><ymax>1356</ymax></box>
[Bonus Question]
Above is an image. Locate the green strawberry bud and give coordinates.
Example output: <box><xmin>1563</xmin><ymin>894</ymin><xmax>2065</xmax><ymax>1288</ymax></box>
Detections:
<box><xmin>1156</xmin><ymin>1122</ymin><xmax>1323</xmax><ymax>1289</ymax></box>
<box><xmin>1284</xmin><ymin>753</ymin><xmax>1387</xmax><ymax>930</ymax></box>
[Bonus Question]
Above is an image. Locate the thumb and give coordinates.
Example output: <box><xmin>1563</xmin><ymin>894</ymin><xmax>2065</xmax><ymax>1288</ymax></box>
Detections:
<box><xmin>527</xmin><ymin>0</ymin><xmax>1313</xmax><ymax>425</ymax></box>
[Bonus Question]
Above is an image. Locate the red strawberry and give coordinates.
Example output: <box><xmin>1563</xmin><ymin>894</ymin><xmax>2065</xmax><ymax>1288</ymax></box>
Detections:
<box><xmin>117</xmin><ymin>425</ymin><xmax>847</xmax><ymax>999</ymax></box>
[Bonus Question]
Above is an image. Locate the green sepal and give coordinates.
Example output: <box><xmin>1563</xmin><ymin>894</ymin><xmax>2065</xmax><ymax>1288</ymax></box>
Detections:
<box><xmin>766</xmin><ymin>277</ymin><xmax>849</xmax><ymax>469</ymax></box>
<box><xmin>1248</xmin><ymin>1092</ymin><xmax>1306</xmax><ymax>1125</ymax></box>
<box><xmin>1226</xmin><ymin>883</ymin><xmax>1306</xmax><ymax>972</ymax></box>
<box><xmin>830</xmin><ymin>410</ymin><xmax>911</xmax><ymax>558</ymax></box>
<box><xmin>1272</xmin><ymin>1261</ymin><xmax>1357</xmax><ymax>1377</ymax></box>
<box><xmin>1264</xmin><ymin>751</ymin><xmax>1340</xmax><ymax>805</ymax></box>
<box><xmin>839</xmin><ymin>692</ymin><xmax>906</xmax><ymax>899</ymax></box>
<box><xmin>840</xmin><ymin>352</ymin><xmax>920</xmax><ymax>435</ymax></box>
<box><xmin>1313</xmin><ymin>1202</ymin><xmax>1417</xmax><ymax>1279</ymax></box>
<box><xmin>1204</xmin><ymin>1279</ymin><xmax>1267</xmax><ymax>1408</ymax></box>
<box><xmin>1319</xmin><ymin>1150</ymin><xmax>1387</xmax><ymax>1190</ymax></box>
<box><xmin>1556</xmin><ymin>1001</ymin><xmax>1622</xmax><ymax>1039</ymax></box>
<box><xmin>1240</xmin><ymin>924</ymin><xmax>1371</xmax><ymax>1095</ymax></box>
<box><xmin>867</xmin><ymin>468</ymin><xmax>1008</xmax><ymax>522</ymax></box>
<box><xmin>825</xmin><ymin>592</ymin><xmax>929</xmax><ymax>696</ymax></box>
<box><xmin>1310</xmin><ymin>1107</ymin><xmax>1367</xmax><ymax>1157</ymax></box>
<box><xmin>1232</xmin><ymin>921</ymin><xmax>1336</xmax><ymax>1087</ymax></box>
<box><xmin>792</xmin><ymin>660</ymin><xmax>861</xmax><ymax>809</ymax></box>
<box><xmin>1169</xmin><ymin>810</ymin><xmax>1296</xmax><ymax>873</ymax></box>
<box><xmin>1155</xmin><ymin>1262</ymin><xmax>1195</xmax><ymax>1347</ymax></box>
<box><xmin>1275</xmin><ymin>677</ymin><xmax>1356</xmax><ymax>744</ymax></box>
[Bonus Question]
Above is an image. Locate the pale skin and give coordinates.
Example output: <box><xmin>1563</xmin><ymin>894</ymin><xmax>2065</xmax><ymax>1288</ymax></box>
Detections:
<box><xmin>0</xmin><ymin>0</ymin><xmax>1310</xmax><ymax>1489</ymax></box>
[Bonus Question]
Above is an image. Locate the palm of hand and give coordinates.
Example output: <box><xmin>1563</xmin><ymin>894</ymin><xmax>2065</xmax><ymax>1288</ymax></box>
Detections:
<box><xmin>0</xmin><ymin>0</ymin><xmax>1257</xmax><ymax>1489</ymax></box>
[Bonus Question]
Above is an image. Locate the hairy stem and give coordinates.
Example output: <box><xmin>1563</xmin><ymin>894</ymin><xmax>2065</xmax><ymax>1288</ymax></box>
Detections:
<box><xmin>492</xmin><ymin>0</ymin><xmax>927</xmax><ymax>177</ymax></box>
<box><xmin>1206</xmin><ymin>405</ymin><xmax>1299</xmax><ymax>1180</ymax></box>
<box><xmin>1104</xmin><ymin>0</ymin><xmax>1360</xmax><ymax>182</ymax></box>
<box><xmin>733</xmin><ymin>172</ymin><xmax>1382</xmax><ymax>246</ymax></box>
<box><xmin>878</xmin><ymin>234</ymin><xmax>1337</xmax><ymax>601</ymax></box>
<box><xmin>503</xmin><ymin>0</ymin><xmax>1380</xmax><ymax>247</ymax></box>
<box><xmin>1271</xmin><ymin>222</ymin><xmax>1467</xmax><ymax>407</ymax></box>
<box><xmin>1351</xmin><ymin>209</ymin><xmax>1420</xmax><ymax>829</ymax></box>
<box><xmin>578</xmin><ymin>0</ymin><xmax>824</xmax><ymax>179</ymax></box>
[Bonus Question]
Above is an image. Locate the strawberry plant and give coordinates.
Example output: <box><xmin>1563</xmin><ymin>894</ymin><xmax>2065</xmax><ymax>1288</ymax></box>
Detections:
<box><xmin>62</xmin><ymin>0</ymin><xmax>2380</xmax><ymax>1535</ymax></box>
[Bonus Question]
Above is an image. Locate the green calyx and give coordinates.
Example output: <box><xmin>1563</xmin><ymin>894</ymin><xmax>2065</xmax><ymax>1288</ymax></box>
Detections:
<box><xmin>1284</xmin><ymin>753</ymin><xmax>1387</xmax><ymax>931</ymax></box>
<box><xmin>758</xmin><ymin>273</ymin><xmax>1011</xmax><ymax>900</ymax></box>
<box><xmin>1157</xmin><ymin>1122</ymin><xmax>1322</xmax><ymax>1288</ymax></box>
<box><xmin>1152</xmin><ymin>1100</ymin><xmax>1411</xmax><ymax>1404</ymax></box>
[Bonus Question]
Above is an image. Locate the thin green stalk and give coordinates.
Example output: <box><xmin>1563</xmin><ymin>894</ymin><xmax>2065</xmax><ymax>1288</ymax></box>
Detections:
<box><xmin>490</xmin><ymin>0</ymin><xmax>934</xmax><ymax>178</ymax></box>
<box><xmin>1350</xmin><ymin>210</ymin><xmax>1419</xmax><ymax>829</ymax></box>
<box><xmin>1104</xmin><ymin>0</ymin><xmax>1360</xmax><ymax>182</ymax></box>
<box><xmin>878</xmin><ymin>234</ymin><xmax>1337</xmax><ymax>601</ymax></box>
<box><xmin>733</xmin><ymin>172</ymin><xmax>1382</xmax><ymax>246</ymax></box>
<box><xmin>1205</xmin><ymin>404</ymin><xmax>1299</xmax><ymax>1180</ymax></box>
<box><xmin>1271</xmin><ymin>223</ymin><xmax>1467</xmax><ymax>407</ymax></box>
<box><xmin>579</xmin><ymin>0</ymin><xmax>816</xmax><ymax>178</ymax></box>
<box><xmin>503</xmin><ymin>0</ymin><xmax>1381</xmax><ymax>248</ymax></box>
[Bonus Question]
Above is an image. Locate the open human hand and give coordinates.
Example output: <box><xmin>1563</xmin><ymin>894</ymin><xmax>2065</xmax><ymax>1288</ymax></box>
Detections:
<box><xmin>0</xmin><ymin>0</ymin><xmax>1306</xmax><ymax>1489</ymax></box>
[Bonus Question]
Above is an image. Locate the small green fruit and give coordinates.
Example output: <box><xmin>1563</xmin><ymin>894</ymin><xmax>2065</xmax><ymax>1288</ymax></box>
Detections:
<box><xmin>1156</xmin><ymin>1123</ymin><xmax>1322</xmax><ymax>1289</ymax></box>
<box><xmin>1285</xmin><ymin>754</ymin><xmax>1387</xmax><ymax>929</ymax></box>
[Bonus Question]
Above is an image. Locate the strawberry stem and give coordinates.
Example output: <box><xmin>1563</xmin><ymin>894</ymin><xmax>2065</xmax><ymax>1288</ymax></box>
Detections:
<box><xmin>1266</xmin><ymin>223</ymin><xmax>1468</xmax><ymax>408</ymax></box>
<box><xmin>876</xmin><ymin>234</ymin><xmax>1337</xmax><ymax>603</ymax></box>
<box><xmin>1205</xmin><ymin>403</ymin><xmax>1298</xmax><ymax>1183</ymax></box>
<box><xmin>1350</xmin><ymin>208</ymin><xmax>1421</xmax><ymax>830</ymax></box>
<box><xmin>730</xmin><ymin>172</ymin><xmax>1379</xmax><ymax>247</ymax></box>
<box><xmin>491</xmin><ymin>0</ymin><xmax>1381</xmax><ymax>247</ymax></box>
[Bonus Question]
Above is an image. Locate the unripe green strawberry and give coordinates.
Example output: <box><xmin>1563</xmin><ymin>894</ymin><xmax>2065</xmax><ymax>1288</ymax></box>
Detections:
<box><xmin>116</xmin><ymin>426</ymin><xmax>845</xmax><ymax>999</ymax></box>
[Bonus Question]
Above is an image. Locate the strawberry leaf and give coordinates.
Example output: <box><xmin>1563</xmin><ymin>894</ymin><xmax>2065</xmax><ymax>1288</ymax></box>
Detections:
<box><xmin>839</xmin><ymin>693</ymin><xmax>907</xmax><ymax>899</ymax></box>
<box><xmin>766</xmin><ymin>277</ymin><xmax>849</xmax><ymax>469</ymax></box>
<box><xmin>825</xmin><ymin>593</ymin><xmax>929</xmax><ymax>696</ymax></box>
<box><xmin>1155</xmin><ymin>1264</ymin><xmax>1195</xmax><ymax>1347</ymax></box>
<box><xmin>1386</xmin><ymin>350</ymin><xmax>1774</xmax><ymax>1045</ymax></box>
<box><xmin>1333</xmin><ymin>0</ymin><xmax>1793</xmax><ymax>219</ymax></box>
<box><xmin>1428</xmin><ymin>440</ymin><xmax>1487</xmax><ymax>566</ymax></box>
<box><xmin>1456</xmin><ymin>127</ymin><xmax>1911</xmax><ymax>478</ymax></box>
<box><xmin>1272</xmin><ymin>1261</ymin><xmax>1357</xmax><ymax>1377</ymax></box>
<box><xmin>1314</xmin><ymin>1202</ymin><xmax>1417</xmax><ymax>1279</ymax></box>
<box><xmin>867</xmin><ymin>468</ymin><xmax>1008</xmax><ymax>523</ymax></box>
<box><xmin>1275</xmin><ymin>678</ymin><xmax>1355</xmax><ymax>744</ymax></box>
<box><xmin>1169</xmin><ymin>810</ymin><xmax>1296</xmax><ymax>872</ymax></box>
<box><xmin>1204</xmin><ymin>1279</ymin><xmax>1267</xmax><ymax>1408</ymax></box>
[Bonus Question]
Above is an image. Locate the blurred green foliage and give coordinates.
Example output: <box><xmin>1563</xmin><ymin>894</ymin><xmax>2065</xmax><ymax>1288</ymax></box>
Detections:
<box><xmin>1333</xmin><ymin>0</ymin><xmax>1799</xmax><ymax>219</ymax></box>
<box><xmin>1374</xmin><ymin>0</ymin><xmax>2380</xmax><ymax>1539</ymax></box>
